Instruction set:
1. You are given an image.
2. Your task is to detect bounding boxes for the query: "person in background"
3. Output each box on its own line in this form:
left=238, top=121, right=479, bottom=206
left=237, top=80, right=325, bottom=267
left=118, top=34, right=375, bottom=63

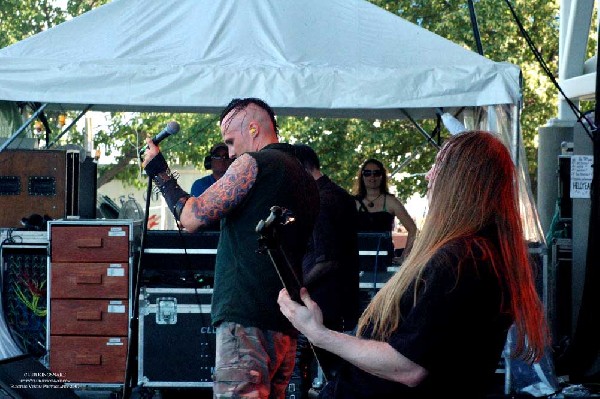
left=278, top=131, right=549, bottom=398
left=142, top=98, right=319, bottom=399
left=354, top=158, right=417, bottom=257
left=190, top=142, right=232, bottom=197
left=292, top=143, right=360, bottom=397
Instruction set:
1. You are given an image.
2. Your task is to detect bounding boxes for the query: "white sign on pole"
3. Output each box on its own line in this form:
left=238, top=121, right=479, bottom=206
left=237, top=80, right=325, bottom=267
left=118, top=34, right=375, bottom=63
left=570, top=155, right=594, bottom=199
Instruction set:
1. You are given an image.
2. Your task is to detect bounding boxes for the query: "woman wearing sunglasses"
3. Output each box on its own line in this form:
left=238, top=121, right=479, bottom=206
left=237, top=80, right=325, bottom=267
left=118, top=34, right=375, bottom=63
left=354, top=158, right=417, bottom=255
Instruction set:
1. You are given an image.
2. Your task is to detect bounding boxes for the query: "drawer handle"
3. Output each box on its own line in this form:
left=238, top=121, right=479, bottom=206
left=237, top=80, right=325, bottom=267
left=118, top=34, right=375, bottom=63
left=77, top=274, right=102, bottom=284
left=76, top=311, right=102, bottom=321
left=76, top=354, right=101, bottom=365
left=75, top=238, right=103, bottom=248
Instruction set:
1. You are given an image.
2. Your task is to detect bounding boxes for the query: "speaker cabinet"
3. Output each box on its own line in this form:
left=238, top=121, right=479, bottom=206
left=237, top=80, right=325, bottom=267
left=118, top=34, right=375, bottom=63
left=78, top=156, right=97, bottom=219
left=0, top=149, right=98, bottom=227
left=0, top=150, right=67, bottom=228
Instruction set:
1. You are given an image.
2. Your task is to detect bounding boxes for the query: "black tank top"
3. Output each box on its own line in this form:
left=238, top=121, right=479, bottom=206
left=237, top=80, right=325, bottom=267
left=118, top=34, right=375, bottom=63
left=355, top=195, right=394, bottom=232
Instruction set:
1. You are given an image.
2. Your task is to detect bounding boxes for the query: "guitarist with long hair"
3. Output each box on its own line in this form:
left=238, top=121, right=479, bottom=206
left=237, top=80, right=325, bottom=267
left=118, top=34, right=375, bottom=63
left=278, top=131, right=549, bottom=398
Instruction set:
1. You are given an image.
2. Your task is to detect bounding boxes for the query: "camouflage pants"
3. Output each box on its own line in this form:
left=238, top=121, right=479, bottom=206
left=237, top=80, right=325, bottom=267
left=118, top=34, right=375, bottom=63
left=213, top=322, right=296, bottom=399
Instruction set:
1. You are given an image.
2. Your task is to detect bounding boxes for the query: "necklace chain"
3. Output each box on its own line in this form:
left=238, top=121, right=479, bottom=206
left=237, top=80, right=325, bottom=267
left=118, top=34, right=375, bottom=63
left=366, top=193, right=383, bottom=207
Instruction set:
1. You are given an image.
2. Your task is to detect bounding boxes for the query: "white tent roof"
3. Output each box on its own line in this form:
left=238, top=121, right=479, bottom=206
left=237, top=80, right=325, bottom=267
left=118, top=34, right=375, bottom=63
left=0, top=0, right=521, bottom=119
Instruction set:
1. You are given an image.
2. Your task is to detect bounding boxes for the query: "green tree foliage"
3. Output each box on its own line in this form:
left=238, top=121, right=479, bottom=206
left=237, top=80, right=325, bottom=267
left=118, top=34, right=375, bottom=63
left=0, top=0, right=66, bottom=48
left=277, top=116, right=438, bottom=200
left=94, top=112, right=221, bottom=189
left=370, top=0, right=562, bottom=193
left=1, top=0, right=569, bottom=200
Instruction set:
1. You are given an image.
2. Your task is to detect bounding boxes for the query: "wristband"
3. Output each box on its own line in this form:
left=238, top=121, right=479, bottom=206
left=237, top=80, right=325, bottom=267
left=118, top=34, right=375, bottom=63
left=144, top=153, right=190, bottom=221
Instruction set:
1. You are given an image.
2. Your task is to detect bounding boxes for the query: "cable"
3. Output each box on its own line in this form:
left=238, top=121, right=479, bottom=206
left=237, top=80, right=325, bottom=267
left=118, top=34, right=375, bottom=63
left=1, top=228, right=22, bottom=246
left=503, top=0, right=594, bottom=140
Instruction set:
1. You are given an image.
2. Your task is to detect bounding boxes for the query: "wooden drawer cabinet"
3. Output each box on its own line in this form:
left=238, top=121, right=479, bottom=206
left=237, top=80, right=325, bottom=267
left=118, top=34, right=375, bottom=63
left=48, top=220, right=136, bottom=385
left=50, top=299, right=129, bottom=336
left=51, top=262, right=129, bottom=299
left=51, top=225, right=130, bottom=262
left=50, top=336, right=128, bottom=383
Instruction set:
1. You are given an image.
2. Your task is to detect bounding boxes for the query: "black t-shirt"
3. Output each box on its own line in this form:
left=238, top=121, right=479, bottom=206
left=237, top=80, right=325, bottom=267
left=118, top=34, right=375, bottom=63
left=328, top=234, right=513, bottom=399
left=211, top=143, right=319, bottom=332
left=303, top=175, right=360, bottom=332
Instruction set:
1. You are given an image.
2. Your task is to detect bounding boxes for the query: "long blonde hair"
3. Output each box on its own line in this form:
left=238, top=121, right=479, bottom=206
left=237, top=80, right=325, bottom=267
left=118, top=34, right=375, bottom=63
left=357, top=131, right=548, bottom=362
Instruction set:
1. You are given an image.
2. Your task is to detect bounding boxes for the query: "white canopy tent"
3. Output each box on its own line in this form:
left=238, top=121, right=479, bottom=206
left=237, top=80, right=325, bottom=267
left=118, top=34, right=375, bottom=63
left=0, top=0, right=542, bottom=241
left=0, top=0, right=521, bottom=119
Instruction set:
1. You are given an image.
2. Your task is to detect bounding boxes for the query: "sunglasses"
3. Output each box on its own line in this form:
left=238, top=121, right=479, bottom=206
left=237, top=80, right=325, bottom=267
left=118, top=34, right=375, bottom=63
left=211, top=155, right=230, bottom=161
left=362, top=169, right=383, bottom=177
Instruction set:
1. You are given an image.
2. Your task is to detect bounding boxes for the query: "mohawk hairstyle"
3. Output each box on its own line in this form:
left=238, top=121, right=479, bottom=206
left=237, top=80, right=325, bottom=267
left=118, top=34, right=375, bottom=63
left=219, top=97, right=279, bottom=135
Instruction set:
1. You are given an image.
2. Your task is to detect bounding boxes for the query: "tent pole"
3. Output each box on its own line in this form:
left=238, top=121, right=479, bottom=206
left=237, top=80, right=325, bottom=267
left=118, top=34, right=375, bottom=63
left=467, top=0, right=484, bottom=55
left=400, top=109, right=440, bottom=149
left=0, top=103, right=47, bottom=154
left=46, top=104, right=93, bottom=149
left=389, top=141, right=429, bottom=176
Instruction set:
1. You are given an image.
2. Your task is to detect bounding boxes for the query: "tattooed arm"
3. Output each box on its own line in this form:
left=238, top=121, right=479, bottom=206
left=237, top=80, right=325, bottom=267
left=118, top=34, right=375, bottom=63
left=178, top=153, right=258, bottom=232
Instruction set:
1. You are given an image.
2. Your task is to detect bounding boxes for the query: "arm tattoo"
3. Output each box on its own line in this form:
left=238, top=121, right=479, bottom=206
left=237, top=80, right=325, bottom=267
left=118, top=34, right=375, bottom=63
left=190, top=153, right=258, bottom=225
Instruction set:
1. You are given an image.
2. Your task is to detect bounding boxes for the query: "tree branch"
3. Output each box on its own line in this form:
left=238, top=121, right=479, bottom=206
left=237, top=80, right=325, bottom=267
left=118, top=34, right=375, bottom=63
left=97, top=146, right=138, bottom=188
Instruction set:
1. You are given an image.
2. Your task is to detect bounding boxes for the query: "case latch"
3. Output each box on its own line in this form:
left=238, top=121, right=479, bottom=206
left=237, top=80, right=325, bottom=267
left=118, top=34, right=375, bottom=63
left=156, top=297, right=177, bottom=325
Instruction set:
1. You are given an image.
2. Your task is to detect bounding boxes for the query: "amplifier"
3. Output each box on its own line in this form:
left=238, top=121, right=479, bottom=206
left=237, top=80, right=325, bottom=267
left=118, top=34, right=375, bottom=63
left=141, top=230, right=219, bottom=288
left=0, top=149, right=97, bottom=228
left=138, top=287, right=215, bottom=388
left=0, top=150, right=67, bottom=228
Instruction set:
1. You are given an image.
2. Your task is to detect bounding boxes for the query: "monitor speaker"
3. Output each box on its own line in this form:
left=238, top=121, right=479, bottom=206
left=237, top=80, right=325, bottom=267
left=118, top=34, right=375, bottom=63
left=66, top=151, right=97, bottom=219
left=78, top=156, right=97, bottom=219
left=0, top=355, right=79, bottom=398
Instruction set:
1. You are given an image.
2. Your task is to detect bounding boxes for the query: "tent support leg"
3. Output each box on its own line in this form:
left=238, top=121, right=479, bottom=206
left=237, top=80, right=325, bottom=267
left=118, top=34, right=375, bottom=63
left=467, top=0, right=484, bottom=55
left=400, top=109, right=440, bottom=149
left=0, top=103, right=47, bottom=154
left=46, top=104, right=93, bottom=149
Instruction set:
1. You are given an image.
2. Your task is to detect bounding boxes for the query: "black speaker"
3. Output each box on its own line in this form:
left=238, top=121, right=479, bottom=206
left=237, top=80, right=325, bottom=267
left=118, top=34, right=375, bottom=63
left=78, top=156, right=97, bottom=219
left=66, top=152, right=97, bottom=219
left=0, top=355, right=79, bottom=398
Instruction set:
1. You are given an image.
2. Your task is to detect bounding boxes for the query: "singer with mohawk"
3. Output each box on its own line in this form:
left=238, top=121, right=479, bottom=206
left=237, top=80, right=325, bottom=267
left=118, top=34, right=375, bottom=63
left=142, top=98, right=319, bottom=399
left=278, top=131, right=549, bottom=398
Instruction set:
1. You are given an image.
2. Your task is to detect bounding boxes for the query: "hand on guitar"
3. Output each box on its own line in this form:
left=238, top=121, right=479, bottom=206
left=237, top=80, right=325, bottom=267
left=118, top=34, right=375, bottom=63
left=278, top=287, right=326, bottom=342
left=256, top=206, right=302, bottom=303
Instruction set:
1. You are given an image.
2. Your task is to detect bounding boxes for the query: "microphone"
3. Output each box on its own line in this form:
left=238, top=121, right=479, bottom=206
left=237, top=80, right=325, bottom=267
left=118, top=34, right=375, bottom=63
left=139, top=121, right=180, bottom=155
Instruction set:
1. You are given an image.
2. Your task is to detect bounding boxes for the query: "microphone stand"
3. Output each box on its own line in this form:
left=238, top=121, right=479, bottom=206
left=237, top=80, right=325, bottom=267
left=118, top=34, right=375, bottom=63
left=122, top=174, right=153, bottom=399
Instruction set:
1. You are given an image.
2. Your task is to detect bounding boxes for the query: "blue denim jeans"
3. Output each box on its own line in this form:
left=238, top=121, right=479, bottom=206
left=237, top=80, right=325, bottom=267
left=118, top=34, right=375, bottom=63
left=213, top=322, right=296, bottom=399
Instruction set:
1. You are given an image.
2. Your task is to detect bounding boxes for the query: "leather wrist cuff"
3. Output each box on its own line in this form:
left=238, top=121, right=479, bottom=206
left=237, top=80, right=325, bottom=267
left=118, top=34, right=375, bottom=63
left=158, top=179, right=190, bottom=222
left=144, top=153, right=190, bottom=221
left=144, top=152, right=169, bottom=179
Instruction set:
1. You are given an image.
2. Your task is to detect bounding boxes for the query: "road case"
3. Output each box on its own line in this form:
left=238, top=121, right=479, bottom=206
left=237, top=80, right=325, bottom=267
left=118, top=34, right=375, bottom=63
left=138, top=287, right=215, bottom=388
